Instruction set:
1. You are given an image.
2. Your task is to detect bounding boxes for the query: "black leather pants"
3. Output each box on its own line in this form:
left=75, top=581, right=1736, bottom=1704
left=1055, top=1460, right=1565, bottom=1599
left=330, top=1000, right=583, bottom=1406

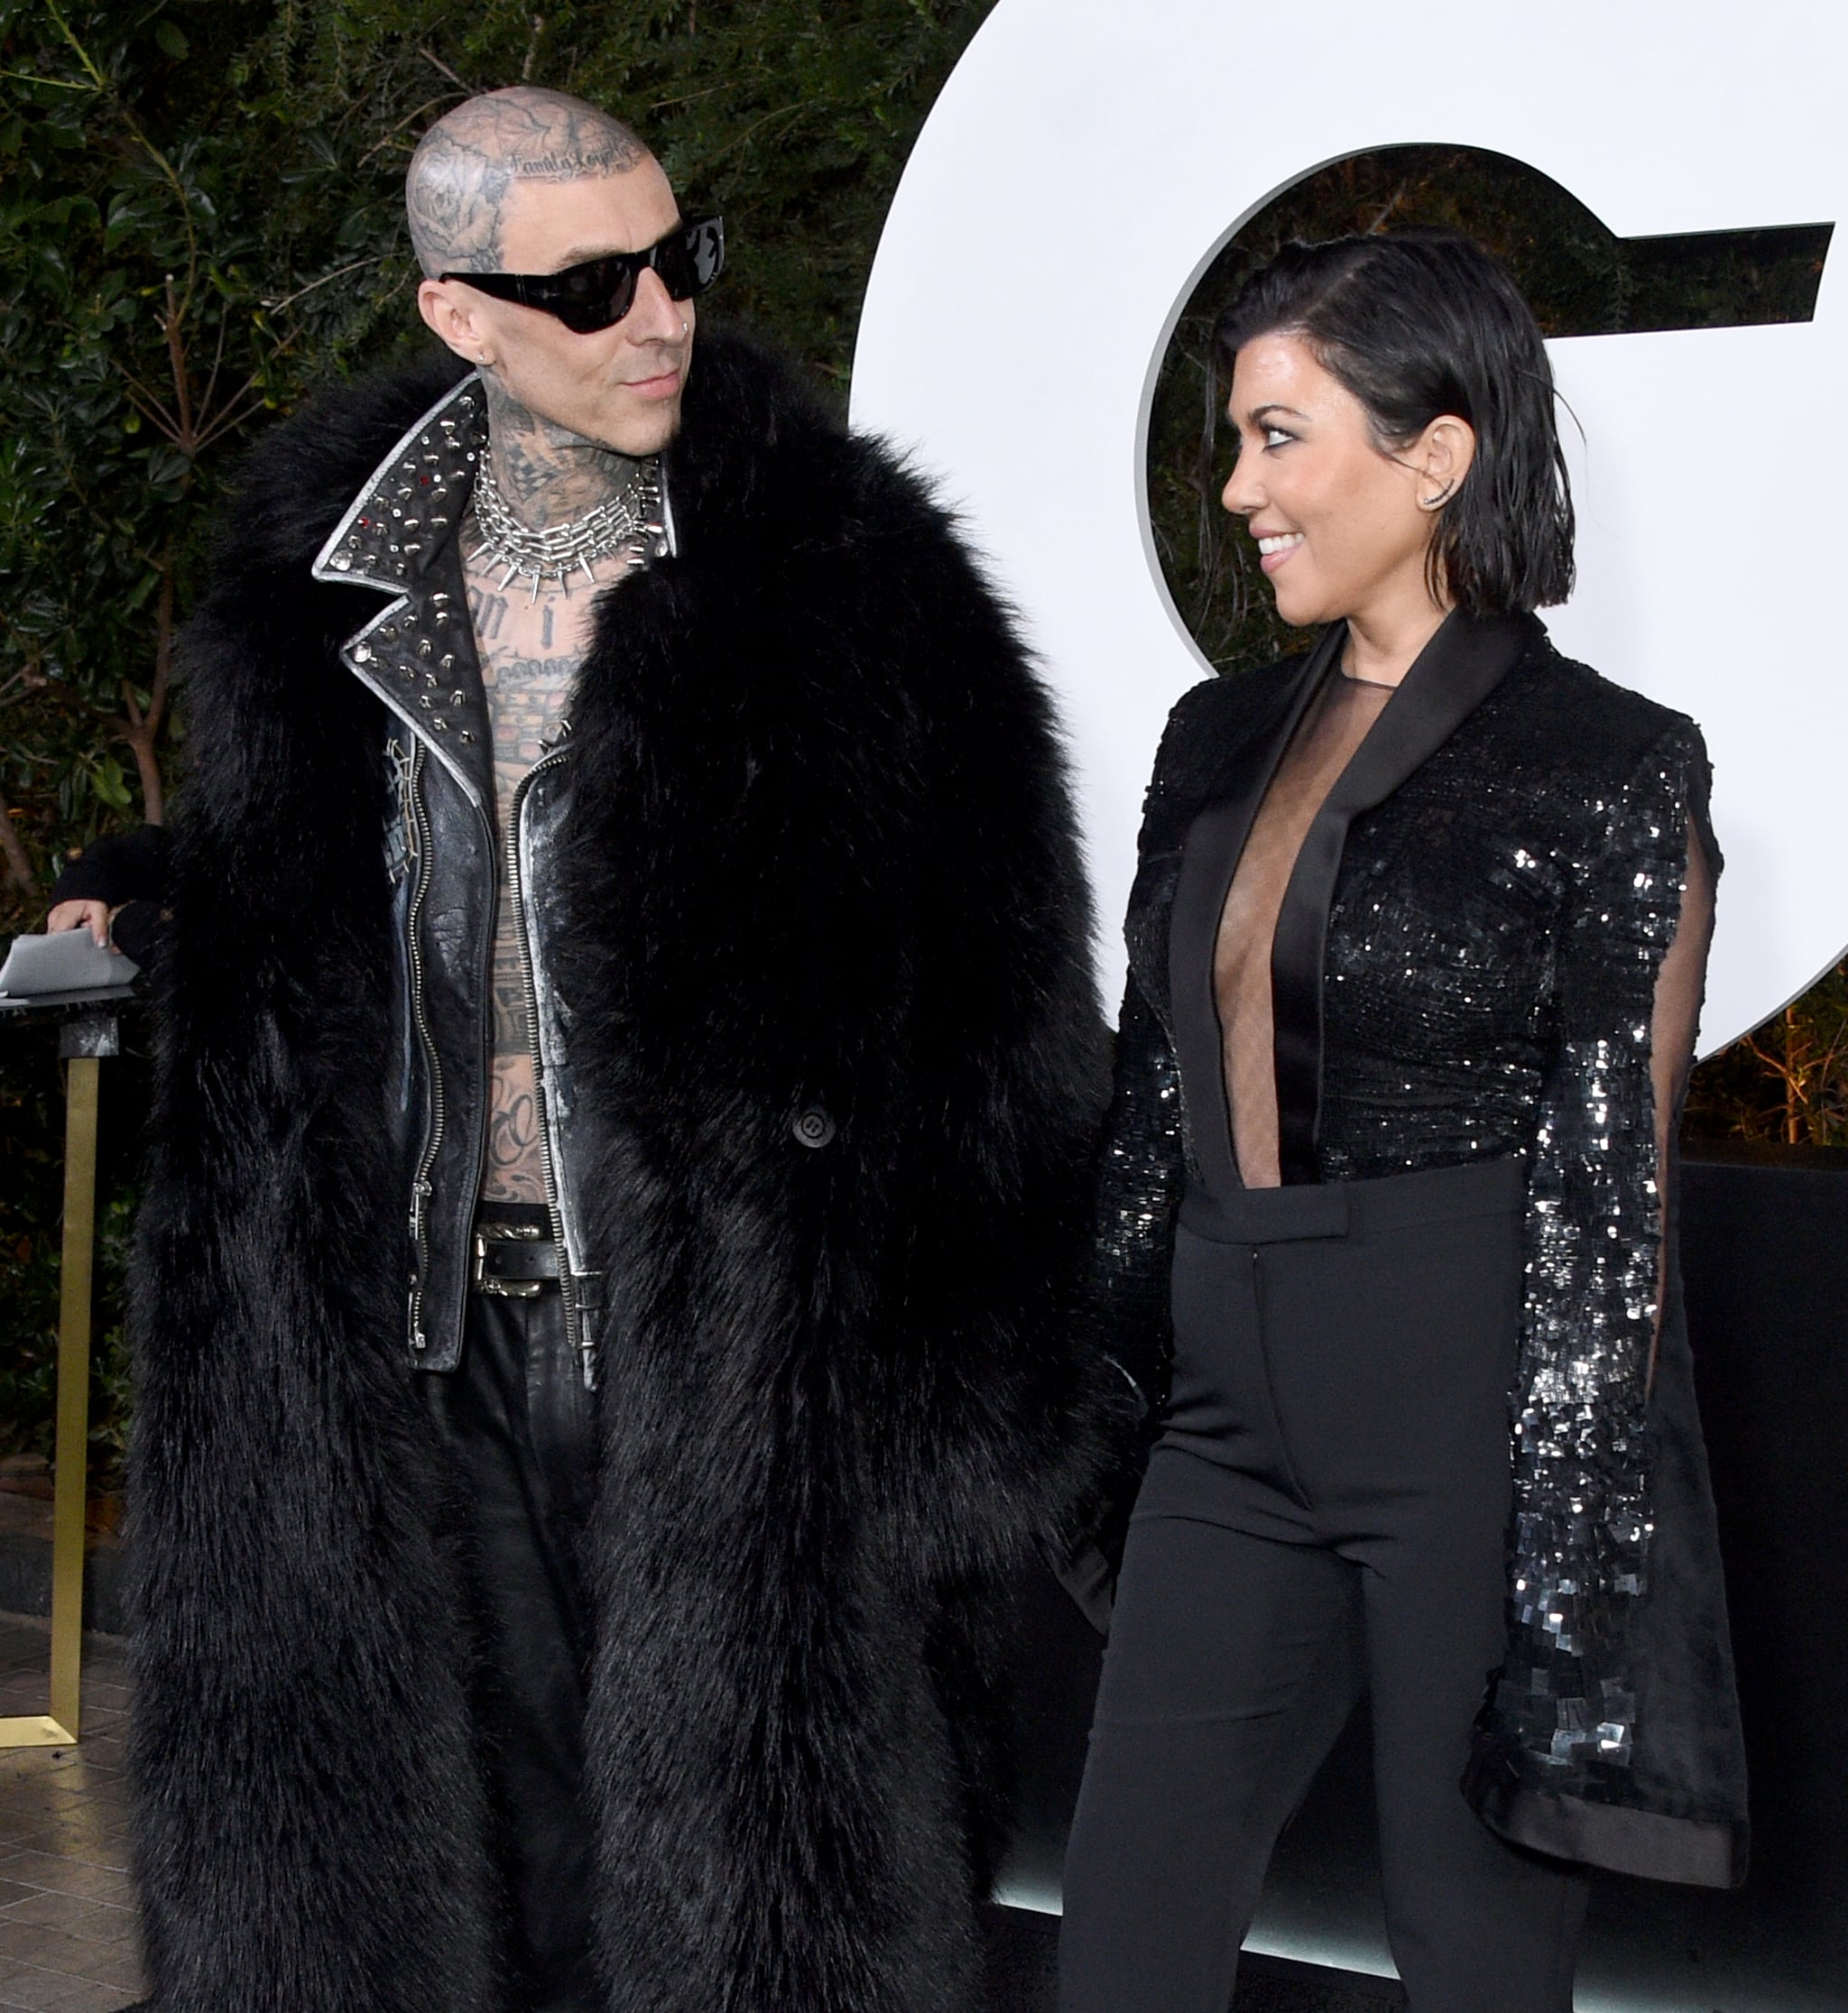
left=423, top=1205, right=601, bottom=2013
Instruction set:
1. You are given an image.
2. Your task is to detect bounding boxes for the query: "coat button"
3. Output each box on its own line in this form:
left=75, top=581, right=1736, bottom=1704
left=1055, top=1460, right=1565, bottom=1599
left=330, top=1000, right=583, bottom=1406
left=792, top=1104, right=836, bottom=1150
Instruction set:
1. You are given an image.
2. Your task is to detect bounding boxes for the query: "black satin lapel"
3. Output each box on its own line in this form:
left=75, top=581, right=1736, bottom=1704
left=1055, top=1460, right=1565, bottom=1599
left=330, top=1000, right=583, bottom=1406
left=1162, top=626, right=1344, bottom=1194
left=1270, top=612, right=1532, bottom=1184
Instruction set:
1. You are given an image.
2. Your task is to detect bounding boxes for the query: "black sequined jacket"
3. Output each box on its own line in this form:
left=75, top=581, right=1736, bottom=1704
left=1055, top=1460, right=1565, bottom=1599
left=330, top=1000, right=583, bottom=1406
left=1095, top=610, right=1748, bottom=1887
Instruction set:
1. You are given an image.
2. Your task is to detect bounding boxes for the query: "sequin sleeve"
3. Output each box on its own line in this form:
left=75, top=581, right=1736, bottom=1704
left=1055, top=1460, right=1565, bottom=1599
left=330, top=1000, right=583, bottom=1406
left=1090, top=967, right=1187, bottom=1416
left=1494, top=720, right=1715, bottom=1791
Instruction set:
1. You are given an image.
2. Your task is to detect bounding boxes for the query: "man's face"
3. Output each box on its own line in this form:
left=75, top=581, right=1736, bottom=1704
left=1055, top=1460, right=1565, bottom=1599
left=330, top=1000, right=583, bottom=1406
left=421, top=157, right=694, bottom=458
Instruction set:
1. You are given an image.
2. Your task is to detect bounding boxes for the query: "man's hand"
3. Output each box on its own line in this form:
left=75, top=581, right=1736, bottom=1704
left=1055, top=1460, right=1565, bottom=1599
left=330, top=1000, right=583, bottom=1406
left=47, top=899, right=113, bottom=946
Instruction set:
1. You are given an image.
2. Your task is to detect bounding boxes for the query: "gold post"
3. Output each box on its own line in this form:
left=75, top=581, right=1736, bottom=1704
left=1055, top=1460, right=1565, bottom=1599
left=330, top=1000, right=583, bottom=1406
left=1, top=1013, right=109, bottom=1750
left=48, top=1051, right=99, bottom=1736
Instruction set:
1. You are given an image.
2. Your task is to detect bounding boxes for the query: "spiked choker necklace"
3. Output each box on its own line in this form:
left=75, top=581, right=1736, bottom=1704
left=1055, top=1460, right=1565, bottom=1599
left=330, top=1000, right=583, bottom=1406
left=469, top=448, right=664, bottom=600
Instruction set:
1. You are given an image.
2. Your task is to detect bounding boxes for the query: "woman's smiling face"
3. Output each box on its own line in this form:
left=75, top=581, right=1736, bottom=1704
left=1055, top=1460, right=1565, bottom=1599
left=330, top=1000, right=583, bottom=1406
left=1221, top=331, right=1453, bottom=633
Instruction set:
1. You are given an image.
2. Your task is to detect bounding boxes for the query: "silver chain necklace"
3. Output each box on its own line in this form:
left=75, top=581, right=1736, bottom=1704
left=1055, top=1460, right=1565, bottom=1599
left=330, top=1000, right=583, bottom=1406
left=469, top=448, right=664, bottom=601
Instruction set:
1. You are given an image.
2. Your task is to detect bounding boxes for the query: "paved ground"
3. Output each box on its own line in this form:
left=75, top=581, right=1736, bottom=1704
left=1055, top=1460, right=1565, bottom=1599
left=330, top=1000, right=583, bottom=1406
left=0, top=1616, right=141, bottom=2012
left=0, top=1611, right=1381, bottom=2013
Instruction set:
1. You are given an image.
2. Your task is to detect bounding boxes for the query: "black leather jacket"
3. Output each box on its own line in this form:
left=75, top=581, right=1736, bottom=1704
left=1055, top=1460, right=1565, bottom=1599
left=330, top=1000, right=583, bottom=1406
left=312, top=374, right=660, bottom=1379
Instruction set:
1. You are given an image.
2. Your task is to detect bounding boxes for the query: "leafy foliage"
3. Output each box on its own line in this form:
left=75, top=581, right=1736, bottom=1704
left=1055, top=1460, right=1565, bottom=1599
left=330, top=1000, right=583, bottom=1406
left=1684, top=965, right=1848, bottom=1149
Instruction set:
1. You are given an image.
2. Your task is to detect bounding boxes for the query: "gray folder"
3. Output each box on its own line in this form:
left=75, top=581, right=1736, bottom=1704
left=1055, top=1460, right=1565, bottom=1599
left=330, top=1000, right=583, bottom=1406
left=0, top=930, right=140, bottom=998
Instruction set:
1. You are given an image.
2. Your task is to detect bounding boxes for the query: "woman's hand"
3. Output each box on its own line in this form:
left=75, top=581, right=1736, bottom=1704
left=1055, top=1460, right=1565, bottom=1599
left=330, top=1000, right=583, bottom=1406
left=46, top=899, right=113, bottom=946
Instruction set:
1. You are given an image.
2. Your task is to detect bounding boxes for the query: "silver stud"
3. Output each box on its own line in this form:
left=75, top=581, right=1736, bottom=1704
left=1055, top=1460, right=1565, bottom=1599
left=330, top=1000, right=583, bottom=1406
left=450, top=690, right=466, bottom=706
left=353, top=642, right=372, bottom=662
left=332, top=554, right=352, bottom=572
left=459, top=729, right=476, bottom=744
left=431, top=717, right=448, bottom=732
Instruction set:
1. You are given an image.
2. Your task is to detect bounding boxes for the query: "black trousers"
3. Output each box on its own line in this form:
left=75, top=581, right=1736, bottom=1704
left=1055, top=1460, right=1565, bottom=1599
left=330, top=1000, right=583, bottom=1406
left=423, top=1206, right=601, bottom=2013
left=1058, top=1159, right=1589, bottom=2013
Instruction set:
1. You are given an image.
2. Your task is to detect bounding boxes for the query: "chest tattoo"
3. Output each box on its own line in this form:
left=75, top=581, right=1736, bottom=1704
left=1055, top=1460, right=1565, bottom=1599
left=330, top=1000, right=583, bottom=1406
left=467, top=570, right=608, bottom=1204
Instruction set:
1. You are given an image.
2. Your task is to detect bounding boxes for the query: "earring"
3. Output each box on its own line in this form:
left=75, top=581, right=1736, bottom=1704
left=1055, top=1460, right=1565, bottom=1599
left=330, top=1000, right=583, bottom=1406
left=679, top=319, right=689, bottom=337
left=1419, top=482, right=1454, bottom=511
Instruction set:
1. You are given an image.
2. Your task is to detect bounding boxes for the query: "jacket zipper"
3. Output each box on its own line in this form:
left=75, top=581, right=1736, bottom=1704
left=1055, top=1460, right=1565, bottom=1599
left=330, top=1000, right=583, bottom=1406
left=404, top=741, right=445, bottom=1353
left=505, top=734, right=588, bottom=1387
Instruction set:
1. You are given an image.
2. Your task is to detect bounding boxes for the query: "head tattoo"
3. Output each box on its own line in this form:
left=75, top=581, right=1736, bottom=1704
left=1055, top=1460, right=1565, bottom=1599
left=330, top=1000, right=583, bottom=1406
left=406, top=87, right=651, bottom=278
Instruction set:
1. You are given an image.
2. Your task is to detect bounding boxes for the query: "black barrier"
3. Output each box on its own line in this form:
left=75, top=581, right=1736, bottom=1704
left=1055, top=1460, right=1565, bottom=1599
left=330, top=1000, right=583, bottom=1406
left=996, top=1146, right=1848, bottom=2011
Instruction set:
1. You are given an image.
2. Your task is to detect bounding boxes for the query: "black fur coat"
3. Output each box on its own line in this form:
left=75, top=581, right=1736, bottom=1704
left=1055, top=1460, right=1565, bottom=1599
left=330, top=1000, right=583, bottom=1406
left=126, top=332, right=1109, bottom=2013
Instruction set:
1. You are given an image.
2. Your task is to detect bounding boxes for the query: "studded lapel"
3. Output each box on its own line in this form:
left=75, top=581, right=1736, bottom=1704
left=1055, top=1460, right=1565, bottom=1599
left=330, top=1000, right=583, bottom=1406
left=311, top=375, right=494, bottom=811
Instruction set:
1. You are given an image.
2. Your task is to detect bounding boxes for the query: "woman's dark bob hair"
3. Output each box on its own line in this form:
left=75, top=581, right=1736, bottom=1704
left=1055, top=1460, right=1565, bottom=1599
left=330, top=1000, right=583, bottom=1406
left=1215, top=226, right=1575, bottom=616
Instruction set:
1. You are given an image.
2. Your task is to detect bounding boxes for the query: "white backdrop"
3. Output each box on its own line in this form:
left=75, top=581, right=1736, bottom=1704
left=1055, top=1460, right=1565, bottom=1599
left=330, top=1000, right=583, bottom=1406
left=849, top=0, right=1845, bottom=1054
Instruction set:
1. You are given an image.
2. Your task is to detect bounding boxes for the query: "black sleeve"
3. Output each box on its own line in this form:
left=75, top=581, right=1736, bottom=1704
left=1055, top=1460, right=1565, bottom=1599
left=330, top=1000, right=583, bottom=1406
left=1040, top=965, right=1186, bottom=1630
left=1497, top=721, right=1716, bottom=1779
left=1090, top=966, right=1186, bottom=1417
left=49, top=824, right=174, bottom=908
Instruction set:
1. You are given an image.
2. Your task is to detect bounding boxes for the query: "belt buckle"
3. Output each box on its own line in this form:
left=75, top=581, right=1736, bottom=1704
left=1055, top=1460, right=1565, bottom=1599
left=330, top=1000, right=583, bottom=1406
left=472, top=1221, right=546, bottom=1299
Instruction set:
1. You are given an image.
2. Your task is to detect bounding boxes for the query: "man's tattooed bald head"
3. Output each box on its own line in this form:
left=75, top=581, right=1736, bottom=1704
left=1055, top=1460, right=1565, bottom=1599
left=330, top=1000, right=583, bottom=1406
left=406, top=87, right=651, bottom=277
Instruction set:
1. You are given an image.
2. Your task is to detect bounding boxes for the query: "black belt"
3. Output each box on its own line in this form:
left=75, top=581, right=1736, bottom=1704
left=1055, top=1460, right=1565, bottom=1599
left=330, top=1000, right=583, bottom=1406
left=472, top=1220, right=562, bottom=1297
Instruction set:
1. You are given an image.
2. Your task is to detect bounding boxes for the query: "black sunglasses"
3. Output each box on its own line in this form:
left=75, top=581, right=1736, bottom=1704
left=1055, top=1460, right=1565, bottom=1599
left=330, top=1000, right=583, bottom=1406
left=442, top=215, right=725, bottom=335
